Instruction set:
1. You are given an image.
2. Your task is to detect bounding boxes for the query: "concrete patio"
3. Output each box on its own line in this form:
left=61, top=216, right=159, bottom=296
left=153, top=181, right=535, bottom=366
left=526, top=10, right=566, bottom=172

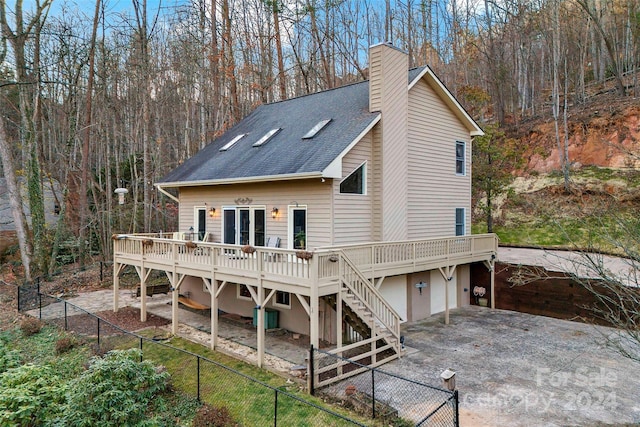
left=383, top=306, right=640, bottom=426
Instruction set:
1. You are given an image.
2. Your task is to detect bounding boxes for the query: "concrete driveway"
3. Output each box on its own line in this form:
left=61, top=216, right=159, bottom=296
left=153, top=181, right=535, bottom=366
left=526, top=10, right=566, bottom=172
left=384, top=306, right=640, bottom=426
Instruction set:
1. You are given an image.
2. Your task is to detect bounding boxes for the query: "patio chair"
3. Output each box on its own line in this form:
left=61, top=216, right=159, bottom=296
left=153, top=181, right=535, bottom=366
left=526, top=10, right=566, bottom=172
left=264, top=236, right=281, bottom=261
left=266, top=236, right=280, bottom=248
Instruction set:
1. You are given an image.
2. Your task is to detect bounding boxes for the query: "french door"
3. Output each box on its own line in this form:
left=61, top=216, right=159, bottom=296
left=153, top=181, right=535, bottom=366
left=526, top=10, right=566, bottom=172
left=222, top=207, right=266, bottom=246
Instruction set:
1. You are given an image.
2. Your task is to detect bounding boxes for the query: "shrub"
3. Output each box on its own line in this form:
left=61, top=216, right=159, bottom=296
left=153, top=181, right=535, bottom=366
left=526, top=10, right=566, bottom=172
left=192, top=404, right=237, bottom=427
left=0, top=364, right=66, bottom=426
left=20, top=318, right=42, bottom=337
left=55, top=337, right=77, bottom=355
left=55, top=348, right=169, bottom=426
left=0, top=341, right=21, bottom=374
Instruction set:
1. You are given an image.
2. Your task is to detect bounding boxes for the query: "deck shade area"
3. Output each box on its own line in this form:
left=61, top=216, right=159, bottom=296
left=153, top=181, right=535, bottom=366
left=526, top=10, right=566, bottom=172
left=113, top=233, right=498, bottom=380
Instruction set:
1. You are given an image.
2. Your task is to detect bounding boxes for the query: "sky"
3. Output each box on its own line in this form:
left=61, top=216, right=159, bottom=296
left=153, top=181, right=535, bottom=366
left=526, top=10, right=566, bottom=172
left=18, top=0, right=189, bottom=21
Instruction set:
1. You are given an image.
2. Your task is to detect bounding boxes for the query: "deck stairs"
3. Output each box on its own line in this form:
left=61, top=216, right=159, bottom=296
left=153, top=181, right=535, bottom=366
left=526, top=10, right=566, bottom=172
left=314, top=252, right=402, bottom=387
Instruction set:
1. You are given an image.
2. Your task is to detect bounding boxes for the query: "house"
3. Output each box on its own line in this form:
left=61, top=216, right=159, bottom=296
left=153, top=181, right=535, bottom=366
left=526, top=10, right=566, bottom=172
left=112, top=43, right=498, bottom=385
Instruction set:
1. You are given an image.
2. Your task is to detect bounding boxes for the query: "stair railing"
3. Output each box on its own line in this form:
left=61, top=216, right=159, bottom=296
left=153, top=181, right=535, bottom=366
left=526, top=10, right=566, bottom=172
left=339, top=251, right=401, bottom=351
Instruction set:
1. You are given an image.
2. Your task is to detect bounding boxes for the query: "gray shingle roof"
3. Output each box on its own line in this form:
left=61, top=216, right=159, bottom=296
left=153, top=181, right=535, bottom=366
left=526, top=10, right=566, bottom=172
left=159, top=68, right=426, bottom=185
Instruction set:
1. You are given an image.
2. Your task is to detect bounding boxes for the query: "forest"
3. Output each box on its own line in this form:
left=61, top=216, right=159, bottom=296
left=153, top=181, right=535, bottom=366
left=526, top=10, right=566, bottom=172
left=1, top=0, right=639, bottom=280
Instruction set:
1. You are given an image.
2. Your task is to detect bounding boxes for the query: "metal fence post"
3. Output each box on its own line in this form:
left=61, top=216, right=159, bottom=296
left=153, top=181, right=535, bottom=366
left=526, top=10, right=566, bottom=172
left=38, top=292, right=42, bottom=319
left=273, top=388, right=278, bottom=427
left=197, top=356, right=201, bottom=402
left=17, top=284, right=20, bottom=312
left=97, top=317, right=101, bottom=347
left=309, top=344, right=315, bottom=395
left=371, top=368, right=376, bottom=419
left=139, top=337, right=143, bottom=362
left=64, top=301, right=68, bottom=330
left=454, top=390, right=459, bottom=427
left=100, top=261, right=103, bottom=282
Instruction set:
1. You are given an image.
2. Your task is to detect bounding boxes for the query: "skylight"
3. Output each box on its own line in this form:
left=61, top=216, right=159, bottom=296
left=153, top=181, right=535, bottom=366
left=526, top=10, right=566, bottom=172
left=253, top=128, right=281, bottom=147
left=302, top=119, right=332, bottom=139
left=219, top=134, right=245, bottom=151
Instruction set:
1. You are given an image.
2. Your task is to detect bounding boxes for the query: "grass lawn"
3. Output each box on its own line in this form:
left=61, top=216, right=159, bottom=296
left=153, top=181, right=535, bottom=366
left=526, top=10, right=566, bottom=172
left=106, top=330, right=374, bottom=426
left=1, top=323, right=381, bottom=426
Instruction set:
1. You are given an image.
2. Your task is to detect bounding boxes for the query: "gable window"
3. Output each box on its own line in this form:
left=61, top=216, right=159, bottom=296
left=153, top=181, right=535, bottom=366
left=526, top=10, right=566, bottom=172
left=456, top=141, right=466, bottom=175
left=274, top=291, right=291, bottom=308
left=340, top=163, right=366, bottom=194
left=455, top=208, right=465, bottom=236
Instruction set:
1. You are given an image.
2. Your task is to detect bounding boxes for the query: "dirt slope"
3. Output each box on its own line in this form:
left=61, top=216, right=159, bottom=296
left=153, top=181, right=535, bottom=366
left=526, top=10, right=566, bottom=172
left=511, top=95, right=640, bottom=172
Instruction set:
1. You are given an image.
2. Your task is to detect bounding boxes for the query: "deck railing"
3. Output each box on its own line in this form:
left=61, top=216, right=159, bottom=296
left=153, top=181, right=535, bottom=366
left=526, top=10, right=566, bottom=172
left=317, top=234, right=498, bottom=278
left=113, top=236, right=314, bottom=285
left=114, top=233, right=498, bottom=289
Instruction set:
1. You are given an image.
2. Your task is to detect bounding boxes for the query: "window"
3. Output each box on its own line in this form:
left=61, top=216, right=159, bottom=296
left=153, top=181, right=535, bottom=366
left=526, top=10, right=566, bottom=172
left=253, top=128, right=280, bottom=147
left=289, top=206, right=307, bottom=249
left=274, top=291, right=291, bottom=308
left=340, top=163, right=366, bottom=194
left=222, top=207, right=266, bottom=246
left=302, top=119, right=332, bottom=139
left=455, top=208, right=465, bottom=236
left=195, top=207, right=207, bottom=240
left=456, top=141, right=466, bottom=175
left=237, top=284, right=252, bottom=300
left=223, top=209, right=236, bottom=244
left=219, top=134, right=245, bottom=151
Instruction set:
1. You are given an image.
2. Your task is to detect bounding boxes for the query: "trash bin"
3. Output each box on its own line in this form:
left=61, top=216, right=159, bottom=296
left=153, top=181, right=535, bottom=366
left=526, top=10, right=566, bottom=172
left=252, top=307, right=279, bottom=329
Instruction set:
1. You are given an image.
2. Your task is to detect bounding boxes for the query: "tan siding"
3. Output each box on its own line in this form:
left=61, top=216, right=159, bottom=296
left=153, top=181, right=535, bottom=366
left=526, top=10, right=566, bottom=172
left=371, top=125, right=383, bottom=241
left=377, top=46, right=409, bottom=241
left=369, top=48, right=382, bottom=112
left=333, top=133, right=373, bottom=245
left=178, top=179, right=332, bottom=249
left=407, top=78, right=472, bottom=238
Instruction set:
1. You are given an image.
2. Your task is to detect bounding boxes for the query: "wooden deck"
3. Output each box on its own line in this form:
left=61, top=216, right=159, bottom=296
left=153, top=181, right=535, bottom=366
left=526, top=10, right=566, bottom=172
left=113, top=233, right=498, bottom=377
left=113, top=233, right=498, bottom=296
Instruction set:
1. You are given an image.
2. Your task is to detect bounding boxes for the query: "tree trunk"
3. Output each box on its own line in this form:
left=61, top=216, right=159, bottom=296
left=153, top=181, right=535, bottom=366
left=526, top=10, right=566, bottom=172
left=0, top=115, right=32, bottom=281
left=79, top=0, right=101, bottom=267
left=272, top=0, right=287, bottom=100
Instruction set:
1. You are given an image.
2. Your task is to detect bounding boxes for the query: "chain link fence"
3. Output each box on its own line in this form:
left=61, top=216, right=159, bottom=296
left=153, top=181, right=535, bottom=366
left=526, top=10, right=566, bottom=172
left=22, top=292, right=366, bottom=426
left=17, top=278, right=40, bottom=312
left=310, top=346, right=459, bottom=427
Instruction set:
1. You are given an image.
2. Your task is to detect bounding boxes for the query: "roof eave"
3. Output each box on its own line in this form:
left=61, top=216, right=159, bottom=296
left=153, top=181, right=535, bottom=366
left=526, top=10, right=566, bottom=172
left=156, top=171, right=324, bottom=189
left=409, top=66, right=484, bottom=137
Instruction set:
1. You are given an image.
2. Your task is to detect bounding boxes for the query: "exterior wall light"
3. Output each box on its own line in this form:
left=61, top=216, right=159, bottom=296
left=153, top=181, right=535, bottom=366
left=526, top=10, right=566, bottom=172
left=271, top=207, right=279, bottom=218
left=208, top=207, right=216, bottom=217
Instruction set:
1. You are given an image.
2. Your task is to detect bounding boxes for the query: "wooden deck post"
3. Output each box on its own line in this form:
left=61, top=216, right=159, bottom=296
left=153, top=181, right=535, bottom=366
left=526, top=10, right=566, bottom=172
left=490, top=259, right=496, bottom=309
left=257, top=285, right=265, bottom=368
left=310, top=257, right=320, bottom=351
left=113, top=261, right=120, bottom=312
left=210, top=279, right=218, bottom=350
left=140, top=266, right=147, bottom=322
left=439, top=265, right=457, bottom=325
left=171, top=277, right=179, bottom=335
